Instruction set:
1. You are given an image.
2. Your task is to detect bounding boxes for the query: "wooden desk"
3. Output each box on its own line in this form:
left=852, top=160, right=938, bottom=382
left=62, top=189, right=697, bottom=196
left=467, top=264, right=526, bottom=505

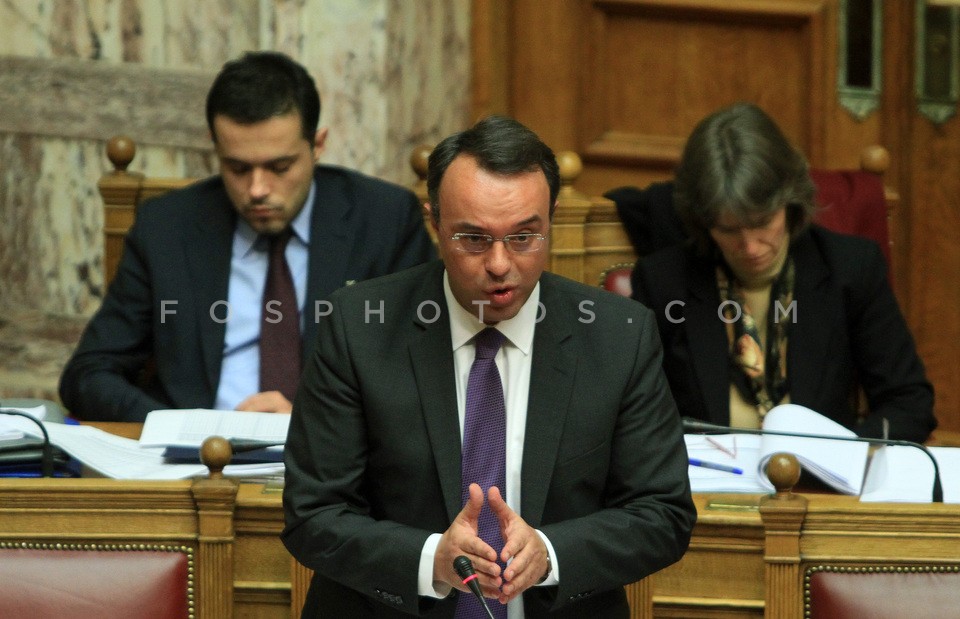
left=4, top=425, right=958, bottom=618
left=1, top=422, right=294, bottom=619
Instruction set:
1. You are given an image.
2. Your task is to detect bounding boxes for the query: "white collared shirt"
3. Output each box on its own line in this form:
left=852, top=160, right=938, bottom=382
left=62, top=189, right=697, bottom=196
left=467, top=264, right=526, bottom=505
left=417, top=272, right=558, bottom=618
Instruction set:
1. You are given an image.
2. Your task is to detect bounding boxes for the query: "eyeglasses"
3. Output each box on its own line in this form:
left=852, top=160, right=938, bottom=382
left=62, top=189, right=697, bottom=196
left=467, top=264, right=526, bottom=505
left=449, top=232, right=548, bottom=254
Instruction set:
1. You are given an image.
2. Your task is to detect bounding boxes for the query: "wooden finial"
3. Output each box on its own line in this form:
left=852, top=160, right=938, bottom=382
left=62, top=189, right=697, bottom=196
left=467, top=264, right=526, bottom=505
left=860, top=145, right=890, bottom=175
left=200, top=436, right=233, bottom=479
left=410, top=144, right=432, bottom=182
left=765, top=452, right=801, bottom=497
left=106, top=135, right=137, bottom=173
left=557, top=150, right=583, bottom=186
left=556, top=150, right=587, bottom=201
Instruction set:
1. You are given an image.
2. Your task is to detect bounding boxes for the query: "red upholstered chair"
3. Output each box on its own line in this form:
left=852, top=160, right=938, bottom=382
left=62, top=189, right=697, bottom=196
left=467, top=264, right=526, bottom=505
left=805, top=565, right=960, bottom=619
left=0, top=542, right=192, bottom=619
left=810, top=166, right=892, bottom=278
left=601, top=146, right=893, bottom=296
left=599, top=262, right=637, bottom=296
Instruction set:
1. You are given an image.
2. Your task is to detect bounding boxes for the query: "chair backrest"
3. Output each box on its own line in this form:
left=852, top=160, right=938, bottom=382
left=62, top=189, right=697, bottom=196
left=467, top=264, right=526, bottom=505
left=805, top=565, right=960, bottom=619
left=98, top=138, right=628, bottom=291
left=602, top=145, right=894, bottom=296
left=0, top=543, right=192, bottom=619
left=98, top=136, right=889, bottom=298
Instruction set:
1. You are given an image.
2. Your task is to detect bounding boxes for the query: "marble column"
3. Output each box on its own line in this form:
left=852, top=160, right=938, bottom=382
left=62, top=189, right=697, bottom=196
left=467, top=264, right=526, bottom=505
left=0, top=0, right=470, bottom=317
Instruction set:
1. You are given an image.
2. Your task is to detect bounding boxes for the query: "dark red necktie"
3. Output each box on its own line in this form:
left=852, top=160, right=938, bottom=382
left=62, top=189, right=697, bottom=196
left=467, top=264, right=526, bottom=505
left=259, top=230, right=302, bottom=401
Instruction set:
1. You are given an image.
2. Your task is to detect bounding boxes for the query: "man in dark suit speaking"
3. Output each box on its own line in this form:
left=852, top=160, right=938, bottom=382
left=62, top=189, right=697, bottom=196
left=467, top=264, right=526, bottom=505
left=282, top=116, right=695, bottom=618
left=60, top=51, right=435, bottom=422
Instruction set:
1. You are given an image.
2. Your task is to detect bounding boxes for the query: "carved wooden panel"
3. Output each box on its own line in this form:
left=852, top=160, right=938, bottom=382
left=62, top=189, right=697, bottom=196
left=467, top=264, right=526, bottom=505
left=473, top=0, right=960, bottom=433
left=581, top=0, right=827, bottom=181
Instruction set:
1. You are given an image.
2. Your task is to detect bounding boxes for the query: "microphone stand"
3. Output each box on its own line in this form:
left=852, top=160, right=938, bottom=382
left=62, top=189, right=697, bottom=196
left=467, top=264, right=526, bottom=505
left=0, top=404, right=54, bottom=478
left=453, top=556, right=496, bottom=619
left=682, top=418, right=943, bottom=503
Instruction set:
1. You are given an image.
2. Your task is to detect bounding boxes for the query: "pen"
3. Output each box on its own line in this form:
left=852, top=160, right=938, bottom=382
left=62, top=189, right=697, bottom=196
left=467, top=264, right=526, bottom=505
left=705, top=435, right=737, bottom=458
left=689, top=458, right=743, bottom=475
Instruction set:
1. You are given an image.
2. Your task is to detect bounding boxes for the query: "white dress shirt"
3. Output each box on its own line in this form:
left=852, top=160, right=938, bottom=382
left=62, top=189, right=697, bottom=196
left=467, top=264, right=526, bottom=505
left=417, top=271, right=559, bottom=618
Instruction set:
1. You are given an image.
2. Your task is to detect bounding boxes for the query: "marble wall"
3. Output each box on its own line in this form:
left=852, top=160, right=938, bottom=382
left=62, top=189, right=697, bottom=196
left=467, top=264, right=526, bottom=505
left=0, top=0, right=471, bottom=317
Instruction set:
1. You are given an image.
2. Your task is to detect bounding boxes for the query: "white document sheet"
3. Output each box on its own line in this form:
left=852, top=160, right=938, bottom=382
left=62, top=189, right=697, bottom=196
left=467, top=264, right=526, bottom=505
left=685, top=404, right=870, bottom=495
left=0, top=405, right=47, bottom=441
left=686, top=433, right=767, bottom=493
left=6, top=418, right=284, bottom=480
left=139, top=408, right=290, bottom=448
left=860, top=445, right=960, bottom=503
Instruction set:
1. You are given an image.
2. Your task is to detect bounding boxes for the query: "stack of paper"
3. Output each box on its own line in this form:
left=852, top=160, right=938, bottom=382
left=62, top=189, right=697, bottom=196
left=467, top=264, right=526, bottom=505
left=860, top=445, right=960, bottom=503
left=685, top=404, right=870, bottom=495
left=756, top=404, right=869, bottom=495
left=2, top=409, right=287, bottom=480
left=0, top=405, right=46, bottom=441
left=140, top=408, right=289, bottom=464
left=686, top=434, right=766, bottom=493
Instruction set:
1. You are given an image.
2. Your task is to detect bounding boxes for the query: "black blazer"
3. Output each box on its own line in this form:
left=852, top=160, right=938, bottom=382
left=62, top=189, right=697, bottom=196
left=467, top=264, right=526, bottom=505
left=60, top=165, right=435, bottom=421
left=282, top=261, right=696, bottom=618
left=632, top=226, right=935, bottom=442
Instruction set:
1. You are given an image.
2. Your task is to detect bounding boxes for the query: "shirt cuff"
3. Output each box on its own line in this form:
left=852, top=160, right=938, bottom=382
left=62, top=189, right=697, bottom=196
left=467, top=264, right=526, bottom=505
left=418, top=533, right=452, bottom=598
left=535, top=529, right=559, bottom=586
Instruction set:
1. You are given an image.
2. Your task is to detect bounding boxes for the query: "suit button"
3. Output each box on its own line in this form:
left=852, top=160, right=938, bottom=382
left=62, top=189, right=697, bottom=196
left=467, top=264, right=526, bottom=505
left=375, top=589, right=403, bottom=606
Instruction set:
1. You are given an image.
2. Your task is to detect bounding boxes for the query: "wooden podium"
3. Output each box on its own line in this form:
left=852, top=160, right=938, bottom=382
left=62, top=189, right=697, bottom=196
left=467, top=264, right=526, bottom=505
left=639, top=455, right=960, bottom=618
left=0, top=431, right=292, bottom=619
left=4, top=471, right=959, bottom=618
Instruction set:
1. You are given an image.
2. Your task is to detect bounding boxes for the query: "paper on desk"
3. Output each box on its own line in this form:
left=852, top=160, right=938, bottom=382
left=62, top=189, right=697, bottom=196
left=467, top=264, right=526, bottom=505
left=0, top=405, right=46, bottom=441
left=6, top=418, right=283, bottom=480
left=756, top=404, right=869, bottom=495
left=140, top=408, right=289, bottom=450
left=685, top=434, right=767, bottom=493
left=860, top=445, right=960, bottom=503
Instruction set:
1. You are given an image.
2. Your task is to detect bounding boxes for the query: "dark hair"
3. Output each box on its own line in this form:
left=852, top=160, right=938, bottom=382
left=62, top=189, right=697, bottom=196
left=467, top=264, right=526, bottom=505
left=426, top=115, right=560, bottom=223
left=673, top=102, right=816, bottom=255
left=206, top=51, right=321, bottom=142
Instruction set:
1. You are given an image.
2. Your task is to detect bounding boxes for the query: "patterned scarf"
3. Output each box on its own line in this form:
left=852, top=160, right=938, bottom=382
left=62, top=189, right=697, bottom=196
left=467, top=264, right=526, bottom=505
left=716, top=256, right=795, bottom=418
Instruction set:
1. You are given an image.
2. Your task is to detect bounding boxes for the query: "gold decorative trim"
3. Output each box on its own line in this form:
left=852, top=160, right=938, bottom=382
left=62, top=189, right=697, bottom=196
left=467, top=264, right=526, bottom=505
left=0, top=541, right=195, bottom=619
left=804, top=564, right=960, bottom=618
left=597, top=262, right=636, bottom=288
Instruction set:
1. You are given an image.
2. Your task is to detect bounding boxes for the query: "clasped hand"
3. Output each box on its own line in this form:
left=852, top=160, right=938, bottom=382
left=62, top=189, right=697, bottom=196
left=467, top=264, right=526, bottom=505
left=435, top=483, right=549, bottom=605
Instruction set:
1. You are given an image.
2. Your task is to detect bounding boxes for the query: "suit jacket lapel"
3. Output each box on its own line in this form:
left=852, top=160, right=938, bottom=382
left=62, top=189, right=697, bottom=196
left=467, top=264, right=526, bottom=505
left=186, top=196, right=234, bottom=399
left=787, top=232, right=836, bottom=403
left=408, top=264, right=463, bottom=522
left=521, top=275, right=575, bottom=526
left=304, top=168, right=354, bottom=357
left=684, top=260, right=730, bottom=424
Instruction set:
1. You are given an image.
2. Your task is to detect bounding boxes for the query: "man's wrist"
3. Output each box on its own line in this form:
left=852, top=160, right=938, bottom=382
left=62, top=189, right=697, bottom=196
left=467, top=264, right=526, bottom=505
left=537, top=552, right=552, bottom=584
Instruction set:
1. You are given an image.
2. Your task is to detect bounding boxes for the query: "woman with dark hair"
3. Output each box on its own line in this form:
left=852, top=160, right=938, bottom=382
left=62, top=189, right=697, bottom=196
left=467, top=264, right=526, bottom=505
left=632, top=102, right=935, bottom=442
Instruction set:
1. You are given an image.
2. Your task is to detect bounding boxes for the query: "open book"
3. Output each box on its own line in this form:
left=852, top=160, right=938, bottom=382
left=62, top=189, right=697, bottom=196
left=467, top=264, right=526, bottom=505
left=685, top=403, right=870, bottom=495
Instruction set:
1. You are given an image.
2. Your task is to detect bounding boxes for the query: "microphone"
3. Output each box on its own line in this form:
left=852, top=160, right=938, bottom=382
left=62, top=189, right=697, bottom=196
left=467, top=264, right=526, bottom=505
left=453, top=556, right=495, bottom=619
left=0, top=405, right=54, bottom=477
left=682, top=417, right=943, bottom=503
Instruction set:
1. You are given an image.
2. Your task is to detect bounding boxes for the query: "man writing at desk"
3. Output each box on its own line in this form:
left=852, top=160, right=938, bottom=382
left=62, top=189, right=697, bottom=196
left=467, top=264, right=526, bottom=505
left=60, top=51, right=435, bottom=422
left=282, top=116, right=695, bottom=618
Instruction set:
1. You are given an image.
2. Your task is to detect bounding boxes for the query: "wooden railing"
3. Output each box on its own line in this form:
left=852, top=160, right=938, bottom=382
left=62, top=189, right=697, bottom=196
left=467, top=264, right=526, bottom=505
left=97, top=137, right=634, bottom=290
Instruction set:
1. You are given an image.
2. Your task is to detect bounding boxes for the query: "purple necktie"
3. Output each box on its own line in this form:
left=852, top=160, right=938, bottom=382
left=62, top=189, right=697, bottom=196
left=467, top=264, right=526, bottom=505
left=259, top=230, right=301, bottom=402
left=456, top=328, right=507, bottom=619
